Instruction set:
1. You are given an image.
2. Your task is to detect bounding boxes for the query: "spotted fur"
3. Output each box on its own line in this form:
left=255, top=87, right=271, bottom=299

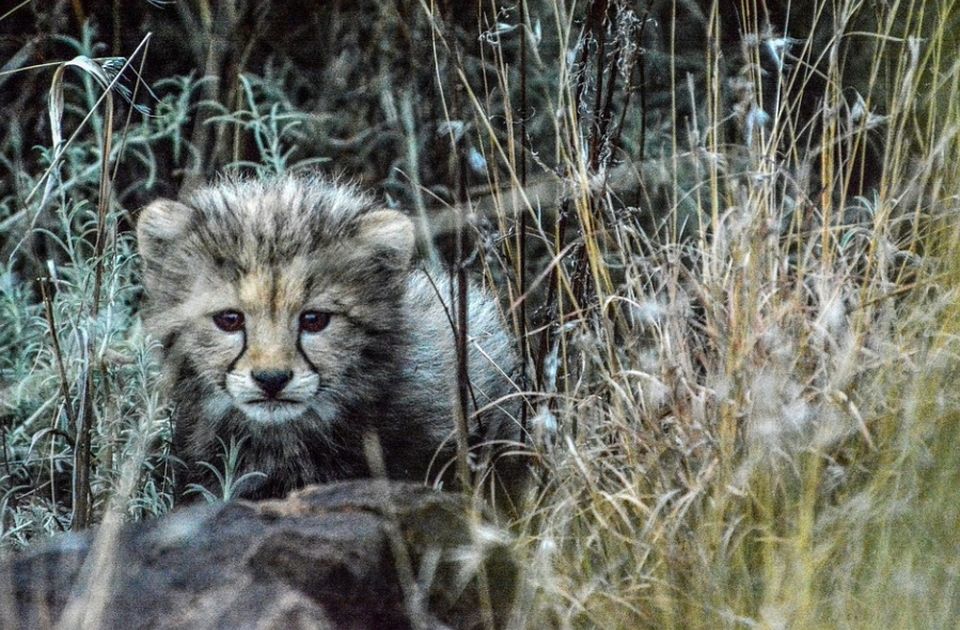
left=138, top=174, right=524, bottom=502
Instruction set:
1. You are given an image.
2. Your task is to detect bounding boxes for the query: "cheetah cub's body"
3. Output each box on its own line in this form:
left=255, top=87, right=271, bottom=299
left=138, top=175, right=523, bottom=501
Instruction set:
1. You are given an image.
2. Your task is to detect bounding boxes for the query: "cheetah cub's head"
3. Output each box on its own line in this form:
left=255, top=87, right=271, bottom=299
left=137, top=176, right=415, bottom=427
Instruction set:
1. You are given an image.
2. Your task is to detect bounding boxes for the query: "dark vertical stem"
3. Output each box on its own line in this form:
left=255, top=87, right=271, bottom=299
left=41, top=278, right=76, bottom=435
left=536, top=0, right=608, bottom=391
left=638, top=19, right=647, bottom=162
left=611, top=7, right=650, bottom=160
left=532, top=200, right=568, bottom=392
left=450, top=42, right=472, bottom=494
left=573, top=0, right=605, bottom=132
left=74, top=363, right=93, bottom=529
left=573, top=0, right=612, bottom=312
left=74, top=66, right=116, bottom=530
left=0, top=422, right=8, bottom=478
left=588, top=2, right=608, bottom=170
left=455, top=255, right=471, bottom=489
left=41, top=277, right=86, bottom=527
left=517, top=0, right=530, bottom=437
left=595, top=3, right=629, bottom=171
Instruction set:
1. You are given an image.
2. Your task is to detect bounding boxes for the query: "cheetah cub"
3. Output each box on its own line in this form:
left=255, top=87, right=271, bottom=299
left=138, top=174, right=524, bottom=503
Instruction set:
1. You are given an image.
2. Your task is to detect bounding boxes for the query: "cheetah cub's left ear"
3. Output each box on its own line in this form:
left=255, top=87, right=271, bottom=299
left=137, top=198, right=193, bottom=290
left=353, top=209, right=416, bottom=271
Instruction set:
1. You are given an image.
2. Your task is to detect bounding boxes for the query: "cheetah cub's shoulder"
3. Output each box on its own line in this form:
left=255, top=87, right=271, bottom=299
left=138, top=174, right=525, bottom=504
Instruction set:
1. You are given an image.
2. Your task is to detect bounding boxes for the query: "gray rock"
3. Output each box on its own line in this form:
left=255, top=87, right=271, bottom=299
left=0, top=481, right=518, bottom=629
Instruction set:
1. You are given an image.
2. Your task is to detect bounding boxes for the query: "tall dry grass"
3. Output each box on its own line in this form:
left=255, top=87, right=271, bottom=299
left=464, top=1, right=960, bottom=627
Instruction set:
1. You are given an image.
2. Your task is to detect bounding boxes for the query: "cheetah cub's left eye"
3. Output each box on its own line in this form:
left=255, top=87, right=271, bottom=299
left=299, top=311, right=331, bottom=333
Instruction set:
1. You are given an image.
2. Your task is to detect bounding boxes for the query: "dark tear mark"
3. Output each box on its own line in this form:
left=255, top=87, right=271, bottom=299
left=296, top=335, right=320, bottom=374
left=225, top=329, right=248, bottom=384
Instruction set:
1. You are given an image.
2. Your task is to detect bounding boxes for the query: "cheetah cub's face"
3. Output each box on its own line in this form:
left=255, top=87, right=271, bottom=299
left=190, top=264, right=331, bottom=424
left=136, top=178, right=415, bottom=427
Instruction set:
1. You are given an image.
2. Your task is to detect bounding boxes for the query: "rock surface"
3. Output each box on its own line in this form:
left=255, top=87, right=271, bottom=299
left=0, top=481, right=517, bottom=629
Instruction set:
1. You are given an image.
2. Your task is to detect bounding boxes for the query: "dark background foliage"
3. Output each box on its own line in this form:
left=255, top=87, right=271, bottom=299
left=1, top=1, right=880, bottom=207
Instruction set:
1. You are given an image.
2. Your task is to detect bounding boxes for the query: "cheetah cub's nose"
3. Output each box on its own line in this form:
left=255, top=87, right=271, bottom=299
left=252, top=370, right=293, bottom=398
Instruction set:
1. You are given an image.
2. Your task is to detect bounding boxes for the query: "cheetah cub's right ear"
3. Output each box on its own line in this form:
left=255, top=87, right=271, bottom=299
left=136, top=198, right=193, bottom=292
left=352, top=209, right=416, bottom=271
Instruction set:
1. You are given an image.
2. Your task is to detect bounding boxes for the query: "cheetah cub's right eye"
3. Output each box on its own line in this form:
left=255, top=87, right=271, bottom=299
left=212, top=310, right=245, bottom=332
